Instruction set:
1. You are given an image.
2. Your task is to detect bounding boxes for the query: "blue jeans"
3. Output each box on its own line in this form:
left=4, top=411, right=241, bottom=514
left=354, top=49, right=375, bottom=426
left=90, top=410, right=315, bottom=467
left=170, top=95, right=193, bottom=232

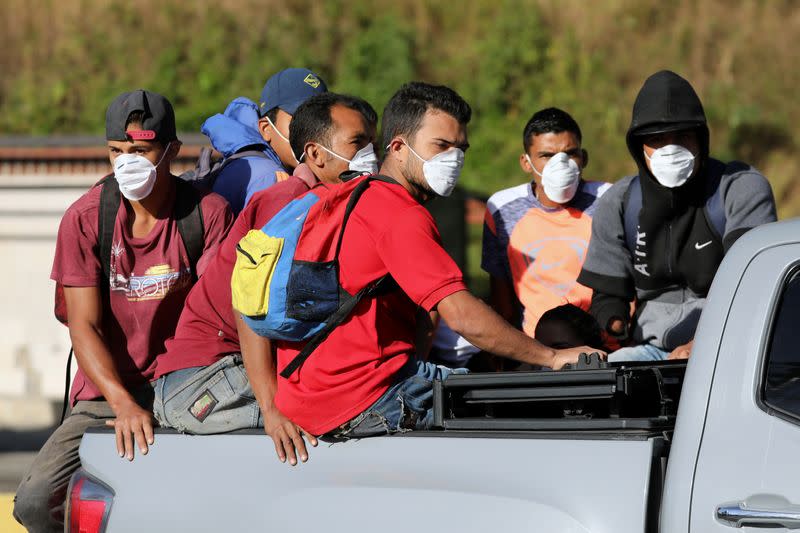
left=608, top=344, right=670, bottom=362
left=153, top=354, right=262, bottom=434
left=324, top=359, right=468, bottom=440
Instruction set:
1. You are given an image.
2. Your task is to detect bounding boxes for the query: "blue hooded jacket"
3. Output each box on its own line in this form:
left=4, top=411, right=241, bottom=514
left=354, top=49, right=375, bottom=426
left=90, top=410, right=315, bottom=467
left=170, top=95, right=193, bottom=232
left=202, top=97, right=286, bottom=215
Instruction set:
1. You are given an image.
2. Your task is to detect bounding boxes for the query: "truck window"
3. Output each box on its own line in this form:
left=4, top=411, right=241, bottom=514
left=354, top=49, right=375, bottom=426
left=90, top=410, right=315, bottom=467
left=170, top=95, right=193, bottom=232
left=762, top=271, right=800, bottom=422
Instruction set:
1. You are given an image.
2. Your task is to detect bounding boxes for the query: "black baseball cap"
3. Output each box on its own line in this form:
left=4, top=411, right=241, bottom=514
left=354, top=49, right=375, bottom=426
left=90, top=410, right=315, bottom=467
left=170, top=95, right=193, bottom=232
left=258, top=68, right=327, bottom=117
left=105, top=89, right=177, bottom=143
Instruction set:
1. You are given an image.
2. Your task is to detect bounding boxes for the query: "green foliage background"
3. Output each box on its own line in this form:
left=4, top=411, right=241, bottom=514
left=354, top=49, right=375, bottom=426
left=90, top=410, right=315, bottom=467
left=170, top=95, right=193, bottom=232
left=2, top=0, right=798, bottom=219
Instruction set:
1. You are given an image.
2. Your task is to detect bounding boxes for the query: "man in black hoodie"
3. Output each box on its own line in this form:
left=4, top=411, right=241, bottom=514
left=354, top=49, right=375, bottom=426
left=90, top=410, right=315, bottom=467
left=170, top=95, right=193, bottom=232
left=577, top=70, right=776, bottom=361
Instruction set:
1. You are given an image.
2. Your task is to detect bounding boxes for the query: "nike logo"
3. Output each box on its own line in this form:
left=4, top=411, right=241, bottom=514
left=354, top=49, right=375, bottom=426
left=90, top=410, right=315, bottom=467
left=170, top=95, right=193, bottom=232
left=695, top=241, right=713, bottom=250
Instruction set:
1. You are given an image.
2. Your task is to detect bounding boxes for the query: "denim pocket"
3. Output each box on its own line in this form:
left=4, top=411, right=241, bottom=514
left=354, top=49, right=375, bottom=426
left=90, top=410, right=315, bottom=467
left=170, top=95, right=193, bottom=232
left=161, top=357, right=260, bottom=434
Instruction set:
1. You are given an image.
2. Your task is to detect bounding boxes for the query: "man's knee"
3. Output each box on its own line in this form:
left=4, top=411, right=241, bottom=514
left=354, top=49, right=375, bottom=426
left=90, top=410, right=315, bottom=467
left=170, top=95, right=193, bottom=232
left=14, top=475, right=63, bottom=531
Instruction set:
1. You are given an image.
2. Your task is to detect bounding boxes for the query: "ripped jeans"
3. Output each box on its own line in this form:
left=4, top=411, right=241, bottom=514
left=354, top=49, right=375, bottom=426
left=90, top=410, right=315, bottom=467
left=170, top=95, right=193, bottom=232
left=324, top=359, right=468, bottom=441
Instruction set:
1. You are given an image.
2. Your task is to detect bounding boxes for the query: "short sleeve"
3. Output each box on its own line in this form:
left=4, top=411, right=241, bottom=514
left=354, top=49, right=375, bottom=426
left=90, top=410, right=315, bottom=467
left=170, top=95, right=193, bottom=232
left=375, top=205, right=467, bottom=311
left=196, top=192, right=235, bottom=276
left=51, top=201, right=102, bottom=287
left=481, top=206, right=511, bottom=280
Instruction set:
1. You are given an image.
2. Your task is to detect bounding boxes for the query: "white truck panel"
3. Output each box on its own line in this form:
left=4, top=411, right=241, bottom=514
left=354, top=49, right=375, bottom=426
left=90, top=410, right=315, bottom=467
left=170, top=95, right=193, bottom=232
left=80, top=432, right=657, bottom=533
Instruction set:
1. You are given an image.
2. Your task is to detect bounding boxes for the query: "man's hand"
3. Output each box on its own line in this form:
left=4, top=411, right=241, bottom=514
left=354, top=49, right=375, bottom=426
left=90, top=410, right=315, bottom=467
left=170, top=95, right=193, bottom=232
left=608, top=318, right=627, bottom=336
left=105, top=401, right=155, bottom=461
left=550, top=346, right=608, bottom=370
left=263, top=406, right=318, bottom=466
left=668, top=340, right=694, bottom=360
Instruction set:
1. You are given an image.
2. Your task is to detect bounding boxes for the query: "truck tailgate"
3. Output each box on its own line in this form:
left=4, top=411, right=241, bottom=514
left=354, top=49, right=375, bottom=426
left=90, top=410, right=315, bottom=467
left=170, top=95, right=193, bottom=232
left=80, top=429, right=659, bottom=533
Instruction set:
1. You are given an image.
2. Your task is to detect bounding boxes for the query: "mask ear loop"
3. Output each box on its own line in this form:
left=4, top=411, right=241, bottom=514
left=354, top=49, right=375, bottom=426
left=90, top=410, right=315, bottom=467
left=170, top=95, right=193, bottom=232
left=265, top=115, right=301, bottom=164
left=525, top=154, right=544, bottom=178
left=153, top=141, right=172, bottom=171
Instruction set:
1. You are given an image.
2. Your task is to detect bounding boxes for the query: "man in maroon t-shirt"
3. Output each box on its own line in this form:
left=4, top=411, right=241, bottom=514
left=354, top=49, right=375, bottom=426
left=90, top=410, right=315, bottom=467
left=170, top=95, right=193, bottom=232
left=270, top=82, right=606, bottom=443
left=152, top=93, right=379, bottom=465
left=14, top=90, right=233, bottom=533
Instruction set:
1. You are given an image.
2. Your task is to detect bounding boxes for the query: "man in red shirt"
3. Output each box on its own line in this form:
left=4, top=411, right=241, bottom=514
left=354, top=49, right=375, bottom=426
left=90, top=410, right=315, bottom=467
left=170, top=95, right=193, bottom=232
left=152, top=93, right=379, bottom=464
left=14, top=90, right=233, bottom=533
left=271, top=82, right=604, bottom=441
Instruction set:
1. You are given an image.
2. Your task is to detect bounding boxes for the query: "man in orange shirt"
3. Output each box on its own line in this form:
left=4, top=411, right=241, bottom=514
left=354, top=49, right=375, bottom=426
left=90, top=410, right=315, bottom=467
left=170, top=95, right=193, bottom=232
left=483, top=108, right=609, bottom=340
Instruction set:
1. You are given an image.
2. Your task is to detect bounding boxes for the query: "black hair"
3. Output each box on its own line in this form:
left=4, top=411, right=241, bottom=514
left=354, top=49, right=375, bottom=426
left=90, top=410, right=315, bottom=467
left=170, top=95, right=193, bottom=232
left=289, top=93, right=377, bottom=161
left=534, top=304, right=605, bottom=350
left=263, top=107, right=279, bottom=123
left=523, top=107, right=582, bottom=152
left=125, top=111, right=145, bottom=129
left=381, top=82, right=471, bottom=149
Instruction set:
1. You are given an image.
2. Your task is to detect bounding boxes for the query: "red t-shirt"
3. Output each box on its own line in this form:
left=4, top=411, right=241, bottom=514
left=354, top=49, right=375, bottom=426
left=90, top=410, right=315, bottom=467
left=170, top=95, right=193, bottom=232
left=275, top=180, right=467, bottom=435
left=51, top=179, right=233, bottom=403
left=155, top=174, right=315, bottom=377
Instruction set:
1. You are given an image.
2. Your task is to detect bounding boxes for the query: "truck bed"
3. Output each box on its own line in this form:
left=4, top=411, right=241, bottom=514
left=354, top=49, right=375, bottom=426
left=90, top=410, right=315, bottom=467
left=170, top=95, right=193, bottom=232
left=80, top=428, right=665, bottom=532
left=79, top=361, right=683, bottom=532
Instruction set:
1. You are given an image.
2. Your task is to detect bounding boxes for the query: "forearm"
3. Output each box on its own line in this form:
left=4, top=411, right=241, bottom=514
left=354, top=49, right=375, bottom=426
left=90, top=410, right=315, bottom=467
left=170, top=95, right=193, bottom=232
left=236, top=313, right=277, bottom=414
left=438, top=290, right=556, bottom=367
left=69, top=322, right=137, bottom=411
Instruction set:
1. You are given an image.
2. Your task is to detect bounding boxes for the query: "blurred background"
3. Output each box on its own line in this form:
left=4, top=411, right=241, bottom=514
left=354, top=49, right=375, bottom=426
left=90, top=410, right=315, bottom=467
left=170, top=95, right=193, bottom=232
left=0, top=0, right=798, bottom=526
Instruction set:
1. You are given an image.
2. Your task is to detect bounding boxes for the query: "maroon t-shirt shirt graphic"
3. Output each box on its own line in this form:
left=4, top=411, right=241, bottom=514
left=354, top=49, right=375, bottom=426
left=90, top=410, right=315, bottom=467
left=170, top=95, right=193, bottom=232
left=51, top=182, right=233, bottom=404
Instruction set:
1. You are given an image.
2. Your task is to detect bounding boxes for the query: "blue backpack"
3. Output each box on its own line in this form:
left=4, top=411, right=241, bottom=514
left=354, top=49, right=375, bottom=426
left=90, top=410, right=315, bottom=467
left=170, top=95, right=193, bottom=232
left=232, top=174, right=395, bottom=378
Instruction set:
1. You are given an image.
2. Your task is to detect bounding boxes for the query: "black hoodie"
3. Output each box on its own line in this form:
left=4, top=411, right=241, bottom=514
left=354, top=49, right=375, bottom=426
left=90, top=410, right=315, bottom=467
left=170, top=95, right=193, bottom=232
left=577, top=71, right=776, bottom=349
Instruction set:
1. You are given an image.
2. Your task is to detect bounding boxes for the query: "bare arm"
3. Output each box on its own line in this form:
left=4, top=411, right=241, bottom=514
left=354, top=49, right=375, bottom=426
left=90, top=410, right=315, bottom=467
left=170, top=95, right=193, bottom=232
left=64, top=286, right=153, bottom=460
left=236, top=313, right=317, bottom=465
left=437, top=290, right=604, bottom=369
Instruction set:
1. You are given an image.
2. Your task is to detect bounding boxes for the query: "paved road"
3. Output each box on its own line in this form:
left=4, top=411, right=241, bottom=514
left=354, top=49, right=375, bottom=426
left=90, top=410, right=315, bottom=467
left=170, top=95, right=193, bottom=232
left=0, top=427, right=53, bottom=532
left=0, top=426, right=53, bottom=490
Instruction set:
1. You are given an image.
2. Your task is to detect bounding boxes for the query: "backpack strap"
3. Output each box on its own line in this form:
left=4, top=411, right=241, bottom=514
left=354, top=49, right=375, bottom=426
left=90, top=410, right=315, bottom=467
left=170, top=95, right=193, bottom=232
left=279, top=274, right=393, bottom=379
left=173, top=179, right=205, bottom=281
left=97, top=174, right=121, bottom=282
left=622, top=176, right=642, bottom=254
left=703, top=161, right=726, bottom=240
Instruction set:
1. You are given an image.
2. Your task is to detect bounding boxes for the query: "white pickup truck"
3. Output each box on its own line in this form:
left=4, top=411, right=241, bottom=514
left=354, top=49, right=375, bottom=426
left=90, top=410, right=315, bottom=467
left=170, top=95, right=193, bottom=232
left=66, top=219, right=800, bottom=532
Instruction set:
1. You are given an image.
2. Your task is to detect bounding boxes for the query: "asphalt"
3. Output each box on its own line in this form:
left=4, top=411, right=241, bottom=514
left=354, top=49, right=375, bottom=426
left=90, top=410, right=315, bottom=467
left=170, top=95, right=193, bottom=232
left=0, top=426, right=54, bottom=491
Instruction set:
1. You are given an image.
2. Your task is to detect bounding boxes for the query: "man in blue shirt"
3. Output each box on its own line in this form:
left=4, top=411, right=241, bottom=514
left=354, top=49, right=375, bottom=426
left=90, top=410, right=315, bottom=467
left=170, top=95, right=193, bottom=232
left=204, top=68, right=327, bottom=214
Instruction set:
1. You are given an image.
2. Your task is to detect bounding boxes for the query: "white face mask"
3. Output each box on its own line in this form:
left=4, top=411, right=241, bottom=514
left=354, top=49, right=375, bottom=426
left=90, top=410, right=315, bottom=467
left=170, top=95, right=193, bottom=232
left=113, top=142, right=170, bottom=201
left=318, top=143, right=379, bottom=174
left=644, top=144, right=695, bottom=188
left=527, top=152, right=581, bottom=204
left=403, top=141, right=465, bottom=197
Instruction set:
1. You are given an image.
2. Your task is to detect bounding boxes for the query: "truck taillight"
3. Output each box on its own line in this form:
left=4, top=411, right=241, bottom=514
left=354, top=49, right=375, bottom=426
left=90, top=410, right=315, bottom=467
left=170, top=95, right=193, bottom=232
left=65, top=469, right=114, bottom=533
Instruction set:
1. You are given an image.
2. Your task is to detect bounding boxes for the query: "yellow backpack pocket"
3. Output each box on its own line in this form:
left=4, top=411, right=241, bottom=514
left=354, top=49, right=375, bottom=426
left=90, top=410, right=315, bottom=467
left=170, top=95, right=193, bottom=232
left=232, top=230, right=284, bottom=317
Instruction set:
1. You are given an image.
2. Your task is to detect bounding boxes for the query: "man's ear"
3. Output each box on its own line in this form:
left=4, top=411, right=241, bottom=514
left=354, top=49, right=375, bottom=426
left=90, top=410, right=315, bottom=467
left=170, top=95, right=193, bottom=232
left=163, top=140, right=182, bottom=163
left=304, top=143, right=323, bottom=167
left=258, top=118, right=273, bottom=143
left=581, top=149, right=589, bottom=170
left=519, top=153, right=533, bottom=173
left=385, top=138, right=405, bottom=163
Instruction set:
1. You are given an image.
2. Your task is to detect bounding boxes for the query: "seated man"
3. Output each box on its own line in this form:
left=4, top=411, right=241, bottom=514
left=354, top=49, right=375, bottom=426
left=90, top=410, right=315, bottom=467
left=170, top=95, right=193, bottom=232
left=152, top=92, right=380, bottom=465
left=483, top=107, right=609, bottom=340
left=204, top=67, right=328, bottom=214
left=14, top=90, right=232, bottom=532
left=577, top=70, right=777, bottom=361
left=265, top=82, right=603, bottom=442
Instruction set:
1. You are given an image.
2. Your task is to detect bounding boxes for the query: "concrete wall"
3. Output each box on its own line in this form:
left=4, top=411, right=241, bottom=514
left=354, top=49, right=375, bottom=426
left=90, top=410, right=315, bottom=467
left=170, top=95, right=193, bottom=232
left=0, top=173, right=92, bottom=428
